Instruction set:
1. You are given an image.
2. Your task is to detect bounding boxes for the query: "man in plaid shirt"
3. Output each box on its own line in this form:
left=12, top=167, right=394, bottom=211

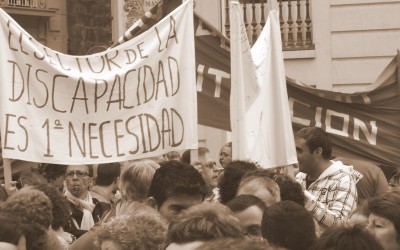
left=295, top=127, right=362, bottom=231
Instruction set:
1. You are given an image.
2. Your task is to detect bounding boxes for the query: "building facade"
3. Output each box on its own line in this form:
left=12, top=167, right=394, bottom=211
left=204, top=0, right=400, bottom=93
left=1, top=0, right=68, bottom=52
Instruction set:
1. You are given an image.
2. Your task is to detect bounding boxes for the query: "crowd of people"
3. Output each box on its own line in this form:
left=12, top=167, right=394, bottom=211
left=0, top=126, right=400, bottom=250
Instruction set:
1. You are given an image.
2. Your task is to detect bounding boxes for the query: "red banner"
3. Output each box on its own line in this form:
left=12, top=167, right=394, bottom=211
left=287, top=57, right=400, bottom=167
left=194, top=15, right=400, bottom=167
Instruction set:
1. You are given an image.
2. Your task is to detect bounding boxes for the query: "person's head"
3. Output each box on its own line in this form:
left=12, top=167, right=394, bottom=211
left=295, top=127, right=332, bottom=174
left=19, top=170, right=47, bottom=187
left=40, top=164, right=68, bottom=192
left=147, top=160, right=208, bottom=221
left=95, top=211, right=167, bottom=250
left=0, top=188, right=52, bottom=229
left=193, top=147, right=220, bottom=189
left=366, top=188, right=400, bottom=250
left=95, top=162, right=120, bottom=187
left=195, top=238, right=272, bottom=250
left=31, top=184, right=71, bottom=231
left=0, top=215, right=26, bottom=250
left=219, top=142, right=232, bottom=168
left=309, top=224, right=383, bottom=250
left=270, top=173, right=305, bottom=206
left=165, top=151, right=181, bottom=161
left=0, top=188, right=53, bottom=250
left=226, top=195, right=267, bottom=240
left=119, top=159, right=160, bottom=202
left=262, top=200, right=316, bottom=250
left=180, top=149, right=191, bottom=164
left=167, top=203, right=243, bottom=245
left=218, top=160, right=258, bottom=204
left=237, top=170, right=281, bottom=207
left=102, top=199, right=165, bottom=224
left=389, top=171, right=400, bottom=189
left=64, top=164, right=93, bottom=199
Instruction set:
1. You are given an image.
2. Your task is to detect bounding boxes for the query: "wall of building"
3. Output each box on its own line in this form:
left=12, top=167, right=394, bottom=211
left=330, top=0, right=400, bottom=92
left=66, top=0, right=113, bottom=55
left=1, top=0, right=68, bottom=53
left=284, top=0, right=400, bottom=92
left=194, top=0, right=222, bottom=31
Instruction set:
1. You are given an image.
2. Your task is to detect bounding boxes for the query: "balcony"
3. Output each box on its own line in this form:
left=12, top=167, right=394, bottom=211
left=0, top=0, right=56, bottom=17
left=224, top=0, right=314, bottom=51
left=7, top=0, right=38, bottom=8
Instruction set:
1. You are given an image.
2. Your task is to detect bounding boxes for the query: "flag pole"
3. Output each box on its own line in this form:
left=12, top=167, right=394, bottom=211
left=3, top=158, right=12, bottom=189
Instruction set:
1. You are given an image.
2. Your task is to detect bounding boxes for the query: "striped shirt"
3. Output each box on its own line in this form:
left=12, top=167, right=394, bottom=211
left=296, top=161, right=362, bottom=231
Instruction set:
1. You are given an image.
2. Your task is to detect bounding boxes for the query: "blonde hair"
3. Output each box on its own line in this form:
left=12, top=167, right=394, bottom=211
left=96, top=208, right=167, bottom=250
left=119, top=159, right=160, bottom=202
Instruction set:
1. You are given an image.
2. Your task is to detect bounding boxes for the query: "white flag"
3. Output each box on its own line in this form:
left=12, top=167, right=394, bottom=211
left=229, top=1, right=260, bottom=160
left=247, top=9, right=298, bottom=168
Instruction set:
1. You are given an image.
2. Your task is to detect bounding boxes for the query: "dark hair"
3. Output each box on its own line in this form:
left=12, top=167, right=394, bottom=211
left=148, top=160, right=208, bottom=207
left=389, top=171, right=400, bottom=188
left=0, top=185, right=8, bottom=203
left=309, top=224, right=384, bottom=250
left=19, top=170, right=47, bottom=187
left=226, top=195, right=267, bottom=213
left=180, top=148, right=210, bottom=165
left=296, top=127, right=332, bottom=160
left=271, top=174, right=305, bottom=206
left=367, top=188, right=400, bottom=237
left=0, top=215, right=46, bottom=250
left=0, top=189, right=52, bottom=250
left=180, top=150, right=191, bottom=164
left=1, top=188, right=53, bottom=228
left=218, top=160, right=258, bottom=204
left=0, top=215, right=24, bottom=245
left=32, top=184, right=71, bottom=230
left=261, top=201, right=316, bottom=250
left=96, top=162, right=121, bottom=186
left=168, top=203, right=243, bottom=244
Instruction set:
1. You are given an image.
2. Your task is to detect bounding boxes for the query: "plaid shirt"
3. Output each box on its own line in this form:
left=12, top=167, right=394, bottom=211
left=296, top=161, right=362, bottom=230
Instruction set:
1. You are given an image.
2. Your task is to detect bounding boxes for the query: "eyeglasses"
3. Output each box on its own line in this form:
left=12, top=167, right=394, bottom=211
left=65, top=171, right=90, bottom=178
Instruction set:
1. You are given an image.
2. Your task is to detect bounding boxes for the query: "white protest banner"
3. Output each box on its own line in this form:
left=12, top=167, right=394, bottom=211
left=229, top=0, right=260, bottom=161
left=0, top=0, right=197, bottom=164
left=247, top=9, right=297, bottom=168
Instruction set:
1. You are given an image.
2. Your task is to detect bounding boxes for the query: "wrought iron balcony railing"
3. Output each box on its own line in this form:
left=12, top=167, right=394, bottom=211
left=7, top=0, right=38, bottom=8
